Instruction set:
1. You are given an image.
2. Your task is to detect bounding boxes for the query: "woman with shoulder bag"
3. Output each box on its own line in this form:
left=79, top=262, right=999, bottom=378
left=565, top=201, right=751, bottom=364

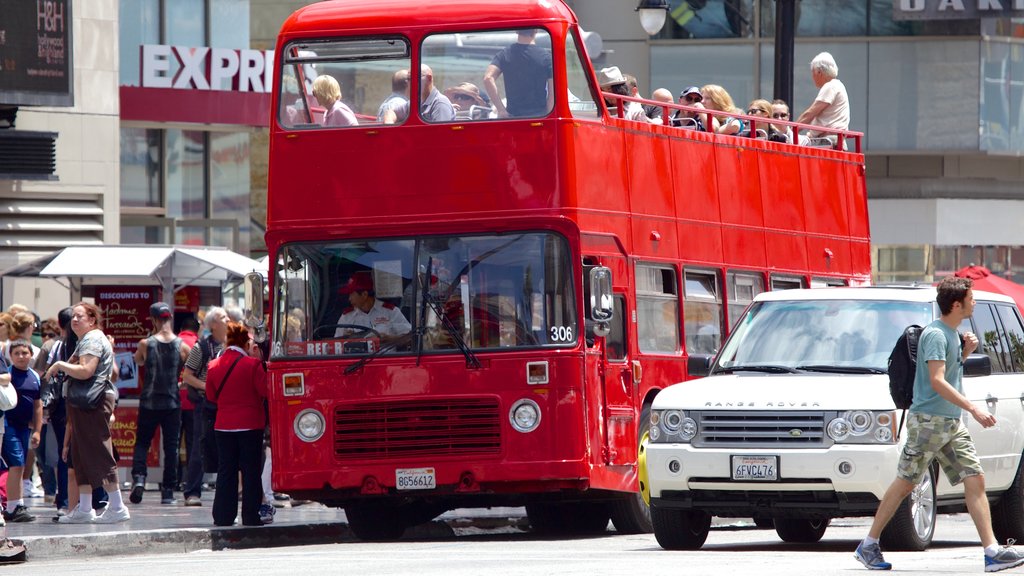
left=43, top=302, right=128, bottom=524
left=205, top=322, right=267, bottom=526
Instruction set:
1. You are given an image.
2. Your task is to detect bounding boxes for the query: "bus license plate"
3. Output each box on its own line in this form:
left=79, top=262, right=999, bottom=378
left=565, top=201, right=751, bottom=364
left=731, top=456, right=778, bottom=481
left=396, top=467, right=436, bottom=491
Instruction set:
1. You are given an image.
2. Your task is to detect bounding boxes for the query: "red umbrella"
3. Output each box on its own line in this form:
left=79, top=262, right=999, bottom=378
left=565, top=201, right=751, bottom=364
left=953, top=265, right=1024, bottom=314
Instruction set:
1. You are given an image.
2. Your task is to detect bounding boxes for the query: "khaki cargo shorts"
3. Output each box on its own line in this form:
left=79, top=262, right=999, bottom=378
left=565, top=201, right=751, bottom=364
left=897, top=412, right=983, bottom=486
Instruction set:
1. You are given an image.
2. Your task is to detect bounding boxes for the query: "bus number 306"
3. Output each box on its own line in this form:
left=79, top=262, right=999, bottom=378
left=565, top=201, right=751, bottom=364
left=550, top=326, right=573, bottom=342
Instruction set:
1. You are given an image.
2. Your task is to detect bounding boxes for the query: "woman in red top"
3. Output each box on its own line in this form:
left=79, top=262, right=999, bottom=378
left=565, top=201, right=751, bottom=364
left=204, top=322, right=267, bottom=526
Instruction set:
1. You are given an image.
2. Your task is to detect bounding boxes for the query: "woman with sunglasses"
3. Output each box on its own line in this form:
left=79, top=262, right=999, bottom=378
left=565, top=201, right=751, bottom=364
left=700, top=84, right=744, bottom=136
left=770, top=100, right=793, bottom=144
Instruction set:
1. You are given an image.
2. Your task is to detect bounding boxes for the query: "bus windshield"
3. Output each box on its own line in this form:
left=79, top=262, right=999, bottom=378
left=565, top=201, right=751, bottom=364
left=714, top=299, right=934, bottom=373
left=272, top=232, right=577, bottom=359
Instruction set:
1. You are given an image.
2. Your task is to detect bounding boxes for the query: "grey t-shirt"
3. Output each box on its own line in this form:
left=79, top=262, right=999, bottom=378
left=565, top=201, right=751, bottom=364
left=75, top=329, right=115, bottom=395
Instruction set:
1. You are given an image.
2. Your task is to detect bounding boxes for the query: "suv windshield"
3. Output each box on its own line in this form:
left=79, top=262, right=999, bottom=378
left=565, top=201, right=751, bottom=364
left=714, top=299, right=934, bottom=372
left=272, top=232, right=576, bottom=359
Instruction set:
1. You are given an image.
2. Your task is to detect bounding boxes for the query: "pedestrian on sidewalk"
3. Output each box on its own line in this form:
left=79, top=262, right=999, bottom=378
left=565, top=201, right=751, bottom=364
left=854, top=277, right=1024, bottom=572
left=206, top=322, right=267, bottom=527
left=35, top=308, right=73, bottom=515
left=1, top=340, right=42, bottom=522
left=44, top=302, right=129, bottom=524
left=181, top=307, right=228, bottom=506
left=176, top=315, right=200, bottom=491
left=130, top=303, right=189, bottom=505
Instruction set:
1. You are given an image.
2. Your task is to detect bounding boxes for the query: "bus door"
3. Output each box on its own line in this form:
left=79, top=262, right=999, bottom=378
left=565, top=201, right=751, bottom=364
left=601, top=295, right=637, bottom=466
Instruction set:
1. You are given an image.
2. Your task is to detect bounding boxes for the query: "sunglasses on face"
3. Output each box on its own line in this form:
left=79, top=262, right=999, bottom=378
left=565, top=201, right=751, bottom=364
left=772, top=112, right=789, bottom=119
left=43, top=332, right=58, bottom=338
left=684, top=95, right=701, bottom=103
left=748, top=109, right=767, bottom=115
left=452, top=94, right=475, bottom=102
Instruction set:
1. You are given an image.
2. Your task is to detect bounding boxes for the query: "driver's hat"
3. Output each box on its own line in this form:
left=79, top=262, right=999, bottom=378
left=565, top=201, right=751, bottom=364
left=340, top=270, right=374, bottom=294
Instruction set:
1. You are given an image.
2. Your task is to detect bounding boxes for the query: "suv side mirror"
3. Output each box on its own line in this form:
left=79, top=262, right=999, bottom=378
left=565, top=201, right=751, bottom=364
left=964, top=353, right=991, bottom=377
left=243, top=271, right=267, bottom=342
left=687, top=354, right=714, bottom=378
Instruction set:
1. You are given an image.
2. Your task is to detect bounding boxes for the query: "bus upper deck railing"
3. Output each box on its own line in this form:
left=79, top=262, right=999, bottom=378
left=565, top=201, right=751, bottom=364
left=601, top=91, right=863, bottom=154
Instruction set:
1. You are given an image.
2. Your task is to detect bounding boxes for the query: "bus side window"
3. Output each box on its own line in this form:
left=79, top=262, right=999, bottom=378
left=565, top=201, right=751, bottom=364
left=684, top=269, right=723, bottom=356
left=565, top=29, right=599, bottom=119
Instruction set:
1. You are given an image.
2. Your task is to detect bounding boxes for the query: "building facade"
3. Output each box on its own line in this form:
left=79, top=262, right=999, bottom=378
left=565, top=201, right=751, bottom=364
left=568, top=0, right=1024, bottom=284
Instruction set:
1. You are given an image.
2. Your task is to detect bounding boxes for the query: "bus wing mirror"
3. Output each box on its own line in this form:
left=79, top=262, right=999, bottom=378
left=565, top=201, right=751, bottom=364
left=243, top=271, right=267, bottom=342
left=589, top=267, right=613, bottom=323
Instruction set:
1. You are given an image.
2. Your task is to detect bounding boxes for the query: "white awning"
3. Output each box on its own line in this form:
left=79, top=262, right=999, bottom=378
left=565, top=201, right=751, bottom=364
left=0, top=245, right=267, bottom=295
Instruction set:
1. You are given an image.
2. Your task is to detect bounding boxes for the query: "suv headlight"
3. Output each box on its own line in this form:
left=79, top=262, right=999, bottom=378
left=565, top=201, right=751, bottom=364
left=827, top=410, right=897, bottom=444
left=650, top=409, right=697, bottom=443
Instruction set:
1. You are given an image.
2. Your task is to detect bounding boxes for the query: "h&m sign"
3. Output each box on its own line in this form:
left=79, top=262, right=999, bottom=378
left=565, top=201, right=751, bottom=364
left=894, top=0, right=1024, bottom=20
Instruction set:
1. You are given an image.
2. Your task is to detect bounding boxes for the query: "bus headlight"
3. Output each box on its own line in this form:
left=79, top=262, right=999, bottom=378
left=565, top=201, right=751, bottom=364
left=294, top=408, right=325, bottom=442
left=510, top=399, right=541, bottom=433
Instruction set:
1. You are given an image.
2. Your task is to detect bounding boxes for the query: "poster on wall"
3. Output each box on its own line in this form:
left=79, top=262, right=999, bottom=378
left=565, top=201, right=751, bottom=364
left=111, top=404, right=160, bottom=468
left=0, top=0, right=74, bottom=106
left=95, top=286, right=157, bottom=396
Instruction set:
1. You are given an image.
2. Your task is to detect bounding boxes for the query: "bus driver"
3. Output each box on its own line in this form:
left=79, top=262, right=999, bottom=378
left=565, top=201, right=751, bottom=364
left=334, top=271, right=412, bottom=341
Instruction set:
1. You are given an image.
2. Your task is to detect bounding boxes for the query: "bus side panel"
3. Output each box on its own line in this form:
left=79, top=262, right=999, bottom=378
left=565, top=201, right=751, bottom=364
left=565, top=122, right=630, bottom=216
left=715, top=143, right=767, bottom=269
left=844, top=162, right=873, bottom=276
left=670, top=137, right=724, bottom=264
left=759, top=149, right=809, bottom=273
left=799, top=155, right=850, bottom=239
left=624, top=127, right=678, bottom=260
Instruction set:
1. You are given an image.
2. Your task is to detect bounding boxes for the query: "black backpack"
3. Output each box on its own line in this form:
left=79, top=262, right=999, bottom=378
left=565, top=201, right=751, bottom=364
left=887, top=325, right=923, bottom=410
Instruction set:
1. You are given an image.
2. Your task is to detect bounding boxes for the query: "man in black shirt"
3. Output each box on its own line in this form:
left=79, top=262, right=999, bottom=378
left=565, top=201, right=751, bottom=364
left=483, top=29, right=553, bottom=118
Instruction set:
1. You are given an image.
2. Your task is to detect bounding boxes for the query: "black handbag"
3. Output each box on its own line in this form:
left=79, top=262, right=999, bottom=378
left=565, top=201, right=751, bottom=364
left=66, top=373, right=108, bottom=410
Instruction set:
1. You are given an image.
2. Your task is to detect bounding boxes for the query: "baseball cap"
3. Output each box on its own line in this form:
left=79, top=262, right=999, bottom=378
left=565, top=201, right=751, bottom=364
left=339, top=270, right=374, bottom=294
left=680, top=86, right=702, bottom=102
left=150, top=302, right=172, bottom=319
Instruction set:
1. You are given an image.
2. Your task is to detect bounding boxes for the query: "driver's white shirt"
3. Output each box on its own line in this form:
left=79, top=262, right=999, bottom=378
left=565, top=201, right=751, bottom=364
left=334, top=299, right=411, bottom=338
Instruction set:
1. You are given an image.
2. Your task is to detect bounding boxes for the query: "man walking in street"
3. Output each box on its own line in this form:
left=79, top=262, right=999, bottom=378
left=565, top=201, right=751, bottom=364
left=854, top=277, right=1024, bottom=572
left=130, top=302, right=189, bottom=505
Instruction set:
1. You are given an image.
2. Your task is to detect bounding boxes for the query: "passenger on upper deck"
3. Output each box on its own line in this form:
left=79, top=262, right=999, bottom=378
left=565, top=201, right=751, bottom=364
left=444, top=82, right=490, bottom=119
left=796, top=52, right=849, bottom=144
left=644, top=88, right=674, bottom=121
left=384, top=65, right=455, bottom=124
left=770, top=99, right=793, bottom=143
left=672, top=86, right=706, bottom=131
left=483, top=28, right=553, bottom=118
left=334, top=271, right=412, bottom=341
left=312, top=75, right=358, bottom=127
left=701, top=84, right=744, bottom=135
left=598, top=67, right=647, bottom=123
left=376, top=69, right=410, bottom=123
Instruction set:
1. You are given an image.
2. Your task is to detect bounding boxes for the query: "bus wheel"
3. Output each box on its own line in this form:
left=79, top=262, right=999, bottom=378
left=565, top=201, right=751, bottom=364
left=651, top=507, right=711, bottom=550
left=774, top=518, right=829, bottom=543
left=610, top=402, right=654, bottom=534
left=345, top=503, right=406, bottom=541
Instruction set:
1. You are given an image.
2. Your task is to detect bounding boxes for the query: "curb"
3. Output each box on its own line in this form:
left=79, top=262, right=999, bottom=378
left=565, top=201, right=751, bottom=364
left=13, top=514, right=526, bottom=561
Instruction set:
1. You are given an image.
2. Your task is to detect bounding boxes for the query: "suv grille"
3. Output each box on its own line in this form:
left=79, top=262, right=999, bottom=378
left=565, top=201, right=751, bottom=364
left=334, top=398, right=501, bottom=460
left=692, top=411, right=828, bottom=448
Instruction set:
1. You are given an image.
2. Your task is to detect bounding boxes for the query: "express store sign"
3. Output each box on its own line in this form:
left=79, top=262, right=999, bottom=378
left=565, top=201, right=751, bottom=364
left=121, top=44, right=276, bottom=126
left=140, top=45, right=275, bottom=93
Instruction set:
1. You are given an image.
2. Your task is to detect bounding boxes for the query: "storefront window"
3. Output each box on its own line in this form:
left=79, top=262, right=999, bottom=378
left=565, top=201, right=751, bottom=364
left=211, top=0, right=249, bottom=48
left=655, top=0, right=753, bottom=39
left=210, top=132, right=251, bottom=250
left=120, top=128, right=162, bottom=209
left=167, top=0, right=205, bottom=46
left=761, top=0, right=867, bottom=37
left=119, top=0, right=160, bottom=86
left=165, top=129, right=207, bottom=224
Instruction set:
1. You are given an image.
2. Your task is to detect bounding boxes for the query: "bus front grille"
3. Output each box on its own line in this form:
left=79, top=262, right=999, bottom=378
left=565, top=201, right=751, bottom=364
left=334, top=398, right=502, bottom=460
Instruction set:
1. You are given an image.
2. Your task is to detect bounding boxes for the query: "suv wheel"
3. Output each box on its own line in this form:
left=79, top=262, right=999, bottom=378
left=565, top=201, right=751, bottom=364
left=993, top=458, right=1024, bottom=542
left=651, top=507, right=711, bottom=550
left=881, top=466, right=936, bottom=551
left=774, top=518, right=829, bottom=543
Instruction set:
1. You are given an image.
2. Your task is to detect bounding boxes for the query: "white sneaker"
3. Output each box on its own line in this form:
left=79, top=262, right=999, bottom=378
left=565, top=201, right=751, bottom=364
left=57, top=507, right=97, bottom=524
left=92, top=505, right=130, bottom=523
left=23, top=480, right=44, bottom=498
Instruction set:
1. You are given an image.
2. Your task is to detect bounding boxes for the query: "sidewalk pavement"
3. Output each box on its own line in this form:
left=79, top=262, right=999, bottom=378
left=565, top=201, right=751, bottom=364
left=2, top=491, right=530, bottom=562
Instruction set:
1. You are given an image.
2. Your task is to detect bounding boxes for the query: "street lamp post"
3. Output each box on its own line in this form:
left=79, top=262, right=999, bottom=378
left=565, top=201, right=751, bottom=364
left=773, top=0, right=797, bottom=107
left=636, top=0, right=669, bottom=36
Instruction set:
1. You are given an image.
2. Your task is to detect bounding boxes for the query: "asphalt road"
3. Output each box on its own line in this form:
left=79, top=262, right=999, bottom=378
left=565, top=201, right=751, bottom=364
left=11, top=513, right=1005, bottom=576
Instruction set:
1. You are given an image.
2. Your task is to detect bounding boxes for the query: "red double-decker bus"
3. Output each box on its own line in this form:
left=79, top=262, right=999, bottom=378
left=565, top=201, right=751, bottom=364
left=253, top=0, right=870, bottom=540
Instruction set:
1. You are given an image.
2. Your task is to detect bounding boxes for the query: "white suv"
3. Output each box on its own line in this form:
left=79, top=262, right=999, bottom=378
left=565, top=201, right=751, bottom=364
left=645, top=286, right=1024, bottom=551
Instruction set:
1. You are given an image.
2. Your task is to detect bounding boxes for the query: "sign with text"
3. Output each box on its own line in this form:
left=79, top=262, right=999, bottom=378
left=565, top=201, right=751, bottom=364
left=95, top=286, right=157, bottom=396
left=111, top=404, right=161, bottom=468
left=0, top=0, right=73, bottom=106
left=140, top=45, right=274, bottom=93
left=893, top=0, right=1024, bottom=20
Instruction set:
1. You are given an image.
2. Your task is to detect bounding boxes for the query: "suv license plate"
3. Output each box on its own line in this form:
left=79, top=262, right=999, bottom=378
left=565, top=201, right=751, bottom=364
left=731, top=456, right=778, bottom=481
left=396, top=467, right=436, bottom=490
